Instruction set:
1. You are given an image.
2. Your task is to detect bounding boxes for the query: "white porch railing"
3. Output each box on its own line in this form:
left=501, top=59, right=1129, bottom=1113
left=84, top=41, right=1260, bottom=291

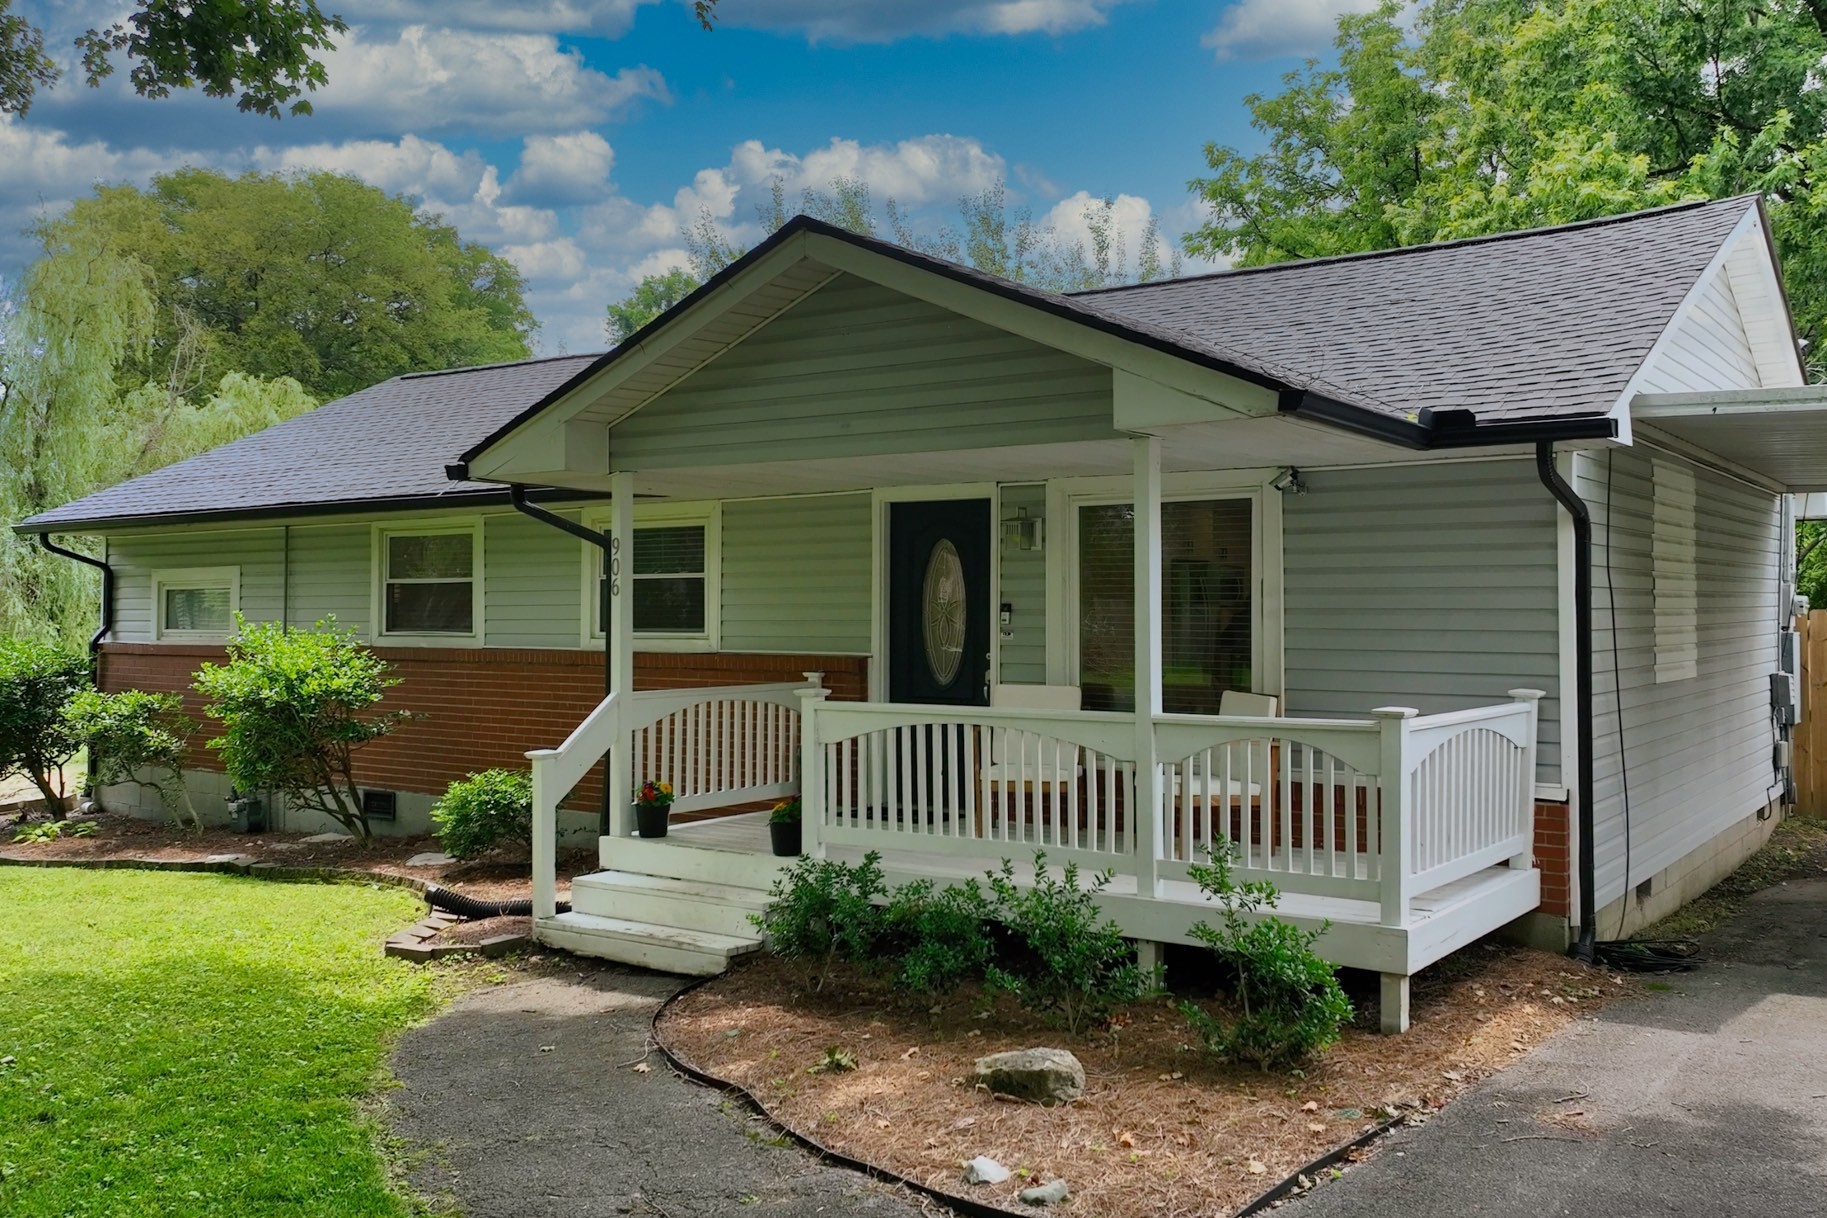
left=798, top=688, right=1543, bottom=927
left=525, top=676, right=819, bottom=918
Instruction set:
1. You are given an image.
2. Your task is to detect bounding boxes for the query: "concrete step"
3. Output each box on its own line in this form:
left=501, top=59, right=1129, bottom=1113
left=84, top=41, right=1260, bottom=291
left=603, top=835, right=793, bottom=889
left=571, top=870, right=771, bottom=938
left=534, top=911, right=763, bottom=977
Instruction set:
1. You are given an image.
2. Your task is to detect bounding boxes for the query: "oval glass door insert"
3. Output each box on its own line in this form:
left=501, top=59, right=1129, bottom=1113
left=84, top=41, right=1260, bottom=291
left=921, top=539, right=966, bottom=686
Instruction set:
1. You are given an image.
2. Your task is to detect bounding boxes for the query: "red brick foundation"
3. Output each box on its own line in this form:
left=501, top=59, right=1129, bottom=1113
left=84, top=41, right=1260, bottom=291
left=1533, top=800, right=1571, bottom=917
left=98, top=643, right=867, bottom=812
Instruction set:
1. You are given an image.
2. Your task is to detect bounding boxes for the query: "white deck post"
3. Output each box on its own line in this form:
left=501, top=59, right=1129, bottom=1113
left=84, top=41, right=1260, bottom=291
left=1133, top=435, right=1163, bottom=899
left=1372, top=706, right=1418, bottom=928
left=1508, top=688, right=1545, bottom=870
left=797, top=682, right=830, bottom=858
left=528, top=747, right=558, bottom=920
left=606, top=470, right=636, bottom=839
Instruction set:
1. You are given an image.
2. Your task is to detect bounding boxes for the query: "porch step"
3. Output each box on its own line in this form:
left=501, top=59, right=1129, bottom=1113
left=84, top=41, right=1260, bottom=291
left=605, top=833, right=793, bottom=889
left=534, top=910, right=763, bottom=977
left=571, top=870, right=771, bottom=938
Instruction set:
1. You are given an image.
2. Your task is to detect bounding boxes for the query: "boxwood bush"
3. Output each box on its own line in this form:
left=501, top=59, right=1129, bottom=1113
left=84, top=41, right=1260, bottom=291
left=431, top=768, right=533, bottom=861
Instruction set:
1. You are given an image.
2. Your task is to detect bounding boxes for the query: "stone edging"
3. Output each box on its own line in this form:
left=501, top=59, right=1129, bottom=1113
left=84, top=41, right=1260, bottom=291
left=0, top=854, right=530, bottom=961
left=650, top=975, right=1407, bottom=1218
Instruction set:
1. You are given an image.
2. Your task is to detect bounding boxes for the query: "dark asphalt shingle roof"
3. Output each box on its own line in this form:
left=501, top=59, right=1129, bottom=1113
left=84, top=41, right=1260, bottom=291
left=1075, top=196, right=1758, bottom=423
left=19, top=197, right=1762, bottom=534
left=20, top=354, right=603, bottom=533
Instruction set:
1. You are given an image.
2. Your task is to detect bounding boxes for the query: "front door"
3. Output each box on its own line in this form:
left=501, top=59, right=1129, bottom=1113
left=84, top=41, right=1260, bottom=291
left=887, top=499, right=992, bottom=705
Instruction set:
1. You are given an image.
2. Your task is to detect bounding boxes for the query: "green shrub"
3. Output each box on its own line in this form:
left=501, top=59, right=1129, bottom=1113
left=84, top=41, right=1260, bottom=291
left=0, top=638, right=89, bottom=818
left=432, top=768, right=533, bottom=860
left=882, top=877, right=995, bottom=996
left=980, top=852, right=1159, bottom=1035
left=1179, top=843, right=1354, bottom=1070
left=11, top=819, right=97, bottom=844
left=193, top=616, right=412, bottom=842
left=63, top=688, right=200, bottom=829
left=753, top=850, right=888, bottom=990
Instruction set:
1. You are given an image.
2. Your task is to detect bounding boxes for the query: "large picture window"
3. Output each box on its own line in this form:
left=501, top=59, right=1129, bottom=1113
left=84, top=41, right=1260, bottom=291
left=379, top=527, right=478, bottom=637
left=1076, top=497, right=1254, bottom=714
left=153, top=568, right=239, bottom=640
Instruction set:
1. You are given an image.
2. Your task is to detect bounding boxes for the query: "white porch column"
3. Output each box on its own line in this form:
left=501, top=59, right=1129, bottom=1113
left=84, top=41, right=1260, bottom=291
left=606, top=470, right=636, bottom=838
left=1132, top=435, right=1163, bottom=898
left=1373, top=705, right=1418, bottom=927
left=528, top=747, right=558, bottom=920
left=797, top=680, right=830, bottom=858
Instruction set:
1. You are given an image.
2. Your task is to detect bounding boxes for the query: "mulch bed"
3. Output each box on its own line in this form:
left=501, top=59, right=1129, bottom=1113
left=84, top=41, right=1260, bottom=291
left=657, top=946, right=1627, bottom=1218
left=0, top=812, right=594, bottom=902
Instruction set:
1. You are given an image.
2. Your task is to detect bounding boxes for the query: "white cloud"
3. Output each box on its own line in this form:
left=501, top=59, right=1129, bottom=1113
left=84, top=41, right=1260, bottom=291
left=314, top=25, right=669, bottom=134
left=0, top=116, right=184, bottom=267
left=1040, top=191, right=1188, bottom=280
left=358, top=1, right=659, bottom=34
left=724, top=0, right=1138, bottom=42
left=508, top=132, right=618, bottom=206
left=1203, top=0, right=1382, bottom=61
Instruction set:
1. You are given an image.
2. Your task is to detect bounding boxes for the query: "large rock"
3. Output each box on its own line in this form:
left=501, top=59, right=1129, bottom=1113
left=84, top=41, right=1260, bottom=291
left=1019, top=1179, right=1070, bottom=1206
left=963, top=1156, right=1011, bottom=1185
left=971, top=1048, right=1085, bottom=1105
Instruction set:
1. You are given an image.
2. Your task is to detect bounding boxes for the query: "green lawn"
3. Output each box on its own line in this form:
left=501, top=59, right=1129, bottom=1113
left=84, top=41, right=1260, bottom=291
left=0, top=870, right=446, bottom=1217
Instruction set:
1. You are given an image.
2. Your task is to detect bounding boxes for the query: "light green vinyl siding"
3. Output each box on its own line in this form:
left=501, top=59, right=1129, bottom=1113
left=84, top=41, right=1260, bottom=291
left=610, top=274, right=1117, bottom=469
left=998, top=483, right=1047, bottom=683
left=1282, top=460, right=1562, bottom=785
left=1580, top=449, right=1781, bottom=907
left=486, top=508, right=586, bottom=649
left=721, top=494, right=871, bottom=653
left=285, top=522, right=372, bottom=636
left=110, top=527, right=287, bottom=638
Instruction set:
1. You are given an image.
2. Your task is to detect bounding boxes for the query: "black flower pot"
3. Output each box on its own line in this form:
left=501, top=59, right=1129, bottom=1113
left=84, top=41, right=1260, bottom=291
left=768, top=819, right=801, bottom=858
left=635, top=803, right=669, bottom=839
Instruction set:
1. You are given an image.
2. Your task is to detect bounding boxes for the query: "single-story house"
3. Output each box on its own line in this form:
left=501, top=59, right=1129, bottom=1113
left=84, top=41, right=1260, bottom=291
left=20, top=196, right=1821, bottom=1031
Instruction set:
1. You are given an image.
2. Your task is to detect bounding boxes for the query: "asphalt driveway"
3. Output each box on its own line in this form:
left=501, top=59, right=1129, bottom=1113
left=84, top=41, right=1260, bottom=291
left=386, top=965, right=930, bottom=1218
left=1285, top=877, right=1827, bottom=1218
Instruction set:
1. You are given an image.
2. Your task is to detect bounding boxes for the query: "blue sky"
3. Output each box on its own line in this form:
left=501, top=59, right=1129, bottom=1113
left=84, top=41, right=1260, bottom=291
left=3, top=0, right=1374, bottom=356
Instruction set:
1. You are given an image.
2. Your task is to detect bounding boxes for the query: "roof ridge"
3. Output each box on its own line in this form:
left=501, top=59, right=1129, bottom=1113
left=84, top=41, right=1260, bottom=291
left=398, top=351, right=606, bottom=380
left=1074, top=194, right=1758, bottom=296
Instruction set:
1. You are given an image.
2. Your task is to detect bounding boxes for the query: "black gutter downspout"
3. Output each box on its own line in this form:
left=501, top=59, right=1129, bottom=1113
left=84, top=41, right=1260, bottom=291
left=1534, top=444, right=1598, bottom=962
left=37, top=533, right=115, bottom=802
left=507, top=484, right=616, bottom=836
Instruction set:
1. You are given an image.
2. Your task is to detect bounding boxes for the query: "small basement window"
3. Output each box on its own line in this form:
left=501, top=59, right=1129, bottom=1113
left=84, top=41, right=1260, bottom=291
left=1651, top=459, right=1698, bottom=683
left=378, top=524, right=480, bottom=638
left=153, top=568, right=239, bottom=640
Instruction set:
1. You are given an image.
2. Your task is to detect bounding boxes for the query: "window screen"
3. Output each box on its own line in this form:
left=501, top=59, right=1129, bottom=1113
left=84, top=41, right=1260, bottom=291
left=596, top=524, right=709, bottom=636
left=1078, top=499, right=1254, bottom=713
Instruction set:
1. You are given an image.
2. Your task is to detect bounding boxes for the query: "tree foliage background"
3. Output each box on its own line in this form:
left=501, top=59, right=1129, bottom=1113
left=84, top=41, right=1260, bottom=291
left=0, top=169, right=534, bottom=648
left=1188, top=0, right=1827, bottom=365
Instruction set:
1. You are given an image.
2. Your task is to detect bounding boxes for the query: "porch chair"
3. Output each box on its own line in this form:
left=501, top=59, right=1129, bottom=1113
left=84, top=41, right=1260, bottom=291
left=981, top=683, right=1083, bottom=837
left=1167, top=690, right=1282, bottom=859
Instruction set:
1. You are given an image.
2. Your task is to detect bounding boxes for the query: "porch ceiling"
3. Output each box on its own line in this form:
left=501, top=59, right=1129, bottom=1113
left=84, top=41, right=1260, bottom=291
left=1634, top=389, right=1827, bottom=492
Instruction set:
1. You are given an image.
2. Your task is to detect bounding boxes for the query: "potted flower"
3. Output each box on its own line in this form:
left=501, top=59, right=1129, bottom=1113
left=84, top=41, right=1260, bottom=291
left=634, top=780, right=674, bottom=838
left=768, top=795, right=802, bottom=857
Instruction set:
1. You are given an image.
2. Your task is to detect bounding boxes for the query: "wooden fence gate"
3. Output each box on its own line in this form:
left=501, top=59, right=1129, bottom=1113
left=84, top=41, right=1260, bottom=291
left=1795, top=612, right=1827, bottom=815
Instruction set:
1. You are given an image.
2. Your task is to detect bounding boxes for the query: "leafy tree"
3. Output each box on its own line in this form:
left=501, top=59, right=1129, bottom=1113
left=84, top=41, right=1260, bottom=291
left=63, top=688, right=201, bottom=830
left=1, top=0, right=345, bottom=118
left=36, top=169, right=534, bottom=402
left=0, top=638, right=89, bottom=817
left=1186, top=0, right=1827, bottom=360
left=193, top=616, right=412, bottom=843
left=605, top=267, right=700, bottom=343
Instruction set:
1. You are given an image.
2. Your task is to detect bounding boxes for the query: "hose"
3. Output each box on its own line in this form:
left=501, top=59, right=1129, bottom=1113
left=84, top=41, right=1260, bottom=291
left=1593, top=938, right=1701, bottom=972
left=425, top=885, right=570, bottom=920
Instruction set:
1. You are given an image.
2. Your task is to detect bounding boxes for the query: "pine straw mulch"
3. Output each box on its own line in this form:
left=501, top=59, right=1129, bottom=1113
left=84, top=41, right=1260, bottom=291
left=658, top=945, right=1629, bottom=1218
left=0, top=812, right=595, bottom=902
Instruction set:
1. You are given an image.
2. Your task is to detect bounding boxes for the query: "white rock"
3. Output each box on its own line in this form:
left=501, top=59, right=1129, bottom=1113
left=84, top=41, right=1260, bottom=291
left=300, top=832, right=353, bottom=844
left=963, top=1156, right=1012, bottom=1185
left=202, top=854, right=253, bottom=865
left=405, top=852, right=456, bottom=867
left=1019, top=1178, right=1070, bottom=1206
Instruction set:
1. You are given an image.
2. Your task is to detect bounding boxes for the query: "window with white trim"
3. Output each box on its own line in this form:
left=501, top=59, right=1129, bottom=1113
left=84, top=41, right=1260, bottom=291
left=153, top=568, right=239, bottom=640
left=587, top=509, right=714, bottom=643
left=378, top=525, right=480, bottom=637
left=1651, top=459, right=1698, bottom=683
